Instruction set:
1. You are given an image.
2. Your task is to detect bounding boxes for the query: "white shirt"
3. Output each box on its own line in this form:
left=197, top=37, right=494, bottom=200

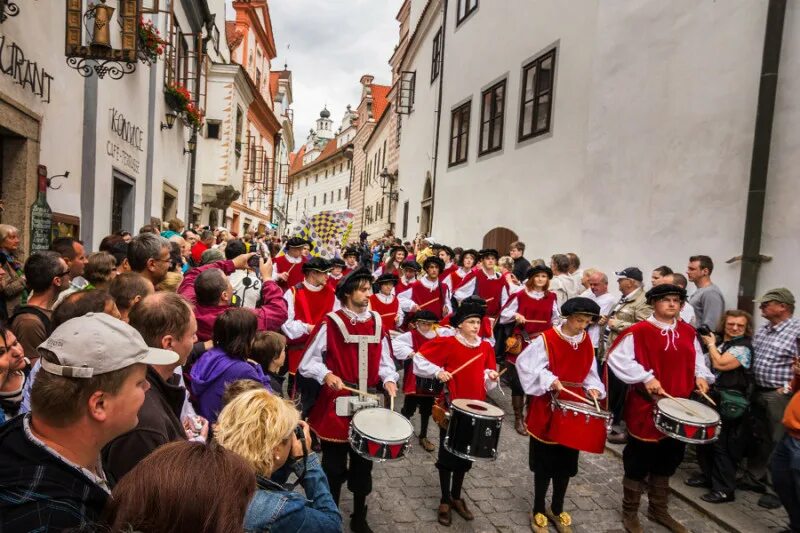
left=606, top=315, right=715, bottom=385
left=391, top=328, right=437, bottom=361
left=516, top=324, right=606, bottom=398
left=271, top=253, right=303, bottom=281
left=397, top=276, right=453, bottom=315
left=680, top=302, right=697, bottom=326
left=498, top=289, right=560, bottom=325
left=371, top=292, right=405, bottom=329
left=586, top=291, right=618, bottom=347
left=413, top=333, right=498, bottom=393
left=453, top=268, right=511, bottom=307
left=297, top=307, right=399, bottom=385
left=281, top=281, right=340, bottom=340
left=549, top=274, right=580, bottom=307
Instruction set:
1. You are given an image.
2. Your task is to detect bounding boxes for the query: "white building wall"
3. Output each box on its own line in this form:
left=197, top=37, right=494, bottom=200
left=288, top=157, right=351, bottom=225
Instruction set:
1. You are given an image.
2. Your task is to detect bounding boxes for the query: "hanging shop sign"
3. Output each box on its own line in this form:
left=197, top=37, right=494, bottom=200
left=30, top=165, right=53, bottom=252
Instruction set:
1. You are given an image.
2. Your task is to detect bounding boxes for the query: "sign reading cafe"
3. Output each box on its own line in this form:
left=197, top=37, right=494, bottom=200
left=107, top=107, right=144, bottom=174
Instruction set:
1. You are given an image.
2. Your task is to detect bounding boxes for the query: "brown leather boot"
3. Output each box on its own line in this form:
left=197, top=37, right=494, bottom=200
left=647, top=476, right=688, bottom=533
left=621, top=477, right=644, bottom=533
left=512, top=396, right=527, bottom=436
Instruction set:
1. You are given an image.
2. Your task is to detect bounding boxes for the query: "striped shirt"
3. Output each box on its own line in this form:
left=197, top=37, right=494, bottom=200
left=752, top=317, right=800, bottom=388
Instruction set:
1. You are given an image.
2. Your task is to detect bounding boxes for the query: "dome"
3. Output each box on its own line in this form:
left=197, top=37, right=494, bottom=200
left=320, top=107, right=331, bottom=119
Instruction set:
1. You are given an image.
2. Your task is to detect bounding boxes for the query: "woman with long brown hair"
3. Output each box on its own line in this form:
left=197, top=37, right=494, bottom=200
left=105, top=440, right=256, bottom=533
left=497, top=265, right=560, bottom=435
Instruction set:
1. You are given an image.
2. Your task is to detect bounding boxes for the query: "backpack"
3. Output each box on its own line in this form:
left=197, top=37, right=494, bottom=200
left=9, top=305, right=53, bottom=337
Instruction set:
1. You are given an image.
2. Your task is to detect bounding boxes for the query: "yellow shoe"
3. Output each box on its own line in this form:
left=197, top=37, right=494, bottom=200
left=545, top=509, right=572, bottom=533
left=530, top=512, right=549, bottom=533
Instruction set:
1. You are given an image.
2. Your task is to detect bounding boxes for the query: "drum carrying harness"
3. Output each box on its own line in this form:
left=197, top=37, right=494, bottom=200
left=327, top=311, right=383, bottom=396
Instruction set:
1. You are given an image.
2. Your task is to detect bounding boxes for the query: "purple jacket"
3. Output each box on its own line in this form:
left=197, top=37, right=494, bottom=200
left=178, top=260, right=288, bottom=342
left=189, top=346, right=273, bottom=424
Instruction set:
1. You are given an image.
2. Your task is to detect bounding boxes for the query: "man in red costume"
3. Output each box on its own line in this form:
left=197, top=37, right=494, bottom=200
left=298, top=267, right=399, bottom=533
left=606, top=284, right=714, bottom=533
left=272, top=237, right=308, bottom=291
left=398, top=260, right=420, bottom=293
left=438, top=245, right=458, bottom=280
left=413, top=297, right=500, bottom=526
left=454, top=248, right=508, bottom=319
left=341, top=246, right=360, bottom=276
left=369, top=273, right=403, bottom=334
left=516, top=297, right=605, bottom=533
left=280, top=257, right=337, bottom=395
left=398, top=256, right=452, bottom=322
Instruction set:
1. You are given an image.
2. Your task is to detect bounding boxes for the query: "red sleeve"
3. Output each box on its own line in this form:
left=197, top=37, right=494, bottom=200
left=191, top=242, right=206, bottom=264
left=255, top=280, right=290, bottom=332
left=417, top=336, right=452, bottom=368
left=177, top=260, right=235, bottom=305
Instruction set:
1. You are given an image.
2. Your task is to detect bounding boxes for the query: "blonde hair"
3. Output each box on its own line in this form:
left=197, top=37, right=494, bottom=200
left=215, top=389, right=299, bottom=476
left=498, top=256, right=514, bottom=271
left=155, top=271, right=183, bottom=292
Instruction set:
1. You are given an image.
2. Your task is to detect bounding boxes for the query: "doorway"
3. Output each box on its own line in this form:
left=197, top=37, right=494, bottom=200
left=419, top=176, right=432, bottom=237
left=482, top=227, right=519, bottom=255
left=112, top=172, right=135, bottom=234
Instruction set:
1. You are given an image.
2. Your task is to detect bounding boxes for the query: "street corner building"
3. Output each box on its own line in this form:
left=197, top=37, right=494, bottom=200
left=0, top=0, right=295, bottom=256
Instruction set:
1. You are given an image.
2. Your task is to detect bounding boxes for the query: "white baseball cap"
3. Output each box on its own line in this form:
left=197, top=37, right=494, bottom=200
left=39, top=313, right=178, bottom=378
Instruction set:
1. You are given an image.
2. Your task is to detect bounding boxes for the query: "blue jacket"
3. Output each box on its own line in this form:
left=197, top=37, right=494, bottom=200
left=244, top=452, right=341, bottom=533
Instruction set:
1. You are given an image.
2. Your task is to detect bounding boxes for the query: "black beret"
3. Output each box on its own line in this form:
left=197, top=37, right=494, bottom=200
left=373, top=272, right=399, bottom=286
left=439, top=245, right=455, bottom=258
left=459, top=249, right=478, bottom=266
left=409, top=310, right=439, bottom=323
left=342, top=246, right=360, bottom=258
left=525, top=264, right=553, bottom=280
left=389, top=245, right=407, bottom=257
left=451, top=296, right=487, bottom=327
left=478, top=248, right=499, bottom=260
left=335, top=267, right=374, bottom=301
left=423, top=256, right=445, bottom=271
left=329, top=257, right=346, bottom=268
left=645, top=283, right=687, bottom=304
left=401, top=259, right=421, bottom=272
left=302, top=257, right=331, bottom=274
left=560, top=297, right=601, bottom=319
left=286, top=237, right=308, bottom=248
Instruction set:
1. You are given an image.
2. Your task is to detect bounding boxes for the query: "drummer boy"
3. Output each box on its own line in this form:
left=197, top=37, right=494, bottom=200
left=413, top=297, right=499, bottom=527
left=606, top=284, right=714, bottom=533
left=516, top=297, right=606, bottom=533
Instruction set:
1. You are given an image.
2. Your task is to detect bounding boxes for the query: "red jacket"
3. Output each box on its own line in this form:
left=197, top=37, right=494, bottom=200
left=178, top=260, right=288, bottom=341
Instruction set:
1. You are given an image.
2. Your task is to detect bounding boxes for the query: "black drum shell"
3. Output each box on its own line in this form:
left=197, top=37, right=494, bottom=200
left=444, top=404, right=502, bottom=461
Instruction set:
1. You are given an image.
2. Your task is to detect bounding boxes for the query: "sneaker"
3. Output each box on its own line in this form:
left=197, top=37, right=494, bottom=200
left=607, top=430, right=628, bottom=444
left=701, top=491, right=735, bottom=504
left=685, top=474, right=711, bottom=488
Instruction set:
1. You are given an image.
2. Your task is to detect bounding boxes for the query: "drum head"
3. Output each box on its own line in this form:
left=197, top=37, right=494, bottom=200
left=657, top=398, right=719, bottom=424
left=451, top=398, right=504, bottom=418
left=352, top=408, right=413, bottom=440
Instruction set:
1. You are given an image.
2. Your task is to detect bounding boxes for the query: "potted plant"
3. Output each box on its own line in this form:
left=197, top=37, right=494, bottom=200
left=164, top=82, right=191, bottom=112
left=184, top=101, right=205, bottom=130
left=138, top=17, right=167, bottom=64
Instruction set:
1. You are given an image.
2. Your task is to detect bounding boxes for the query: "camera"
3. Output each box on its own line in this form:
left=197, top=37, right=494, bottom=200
left=247, top=254, right=262, bottom=270
left=294, top=424, right=305, bottom=441
left=697, top=325, right=712, bottom=337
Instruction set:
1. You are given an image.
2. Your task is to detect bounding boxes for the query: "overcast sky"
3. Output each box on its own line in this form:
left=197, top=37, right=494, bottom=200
left=268, top=0, right=403, bottom=148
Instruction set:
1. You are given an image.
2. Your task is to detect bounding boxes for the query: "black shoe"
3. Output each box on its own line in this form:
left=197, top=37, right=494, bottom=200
left=350, top=505, right=374, bottom=533
left=757, top=493, right=782, bottom=509
left=736, top=475, right=767, bottom=493
left=685, top=475, right=711, bottom=488
left=700, top=491, right=735, bottom=504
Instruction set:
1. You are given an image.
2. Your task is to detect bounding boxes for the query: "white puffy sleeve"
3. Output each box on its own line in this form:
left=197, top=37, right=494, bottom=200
left=605, top=334, right=654, bottom=385
left=515, top=336, right=558, bottom=396
left=391, top=331, right=415, bottom=361
left=297, top=324, right=329, bottom=384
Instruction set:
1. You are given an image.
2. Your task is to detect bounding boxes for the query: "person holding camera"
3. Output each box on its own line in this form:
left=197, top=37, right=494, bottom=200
left=215, top=388, right=342, bottom=533
left=685, top=310, right=753, bottom=503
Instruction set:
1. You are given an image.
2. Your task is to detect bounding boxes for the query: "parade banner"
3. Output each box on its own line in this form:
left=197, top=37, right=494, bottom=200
left=286, top=210, right=354, bottom=258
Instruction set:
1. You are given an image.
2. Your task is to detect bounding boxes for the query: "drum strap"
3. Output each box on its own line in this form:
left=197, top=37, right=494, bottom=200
left=328, top=311, right=383, bottom=395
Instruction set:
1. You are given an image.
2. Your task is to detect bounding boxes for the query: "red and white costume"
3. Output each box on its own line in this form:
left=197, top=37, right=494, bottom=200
left=326, top=272, right=344, bottom=291
left=392, top=327, right=441, bottom=395
left=398, top=276, right=452, bottom=321
left=397, top=272, right=417, bottom=293
left=442, top=266, right=472, bottom=293
left=298, top=308, right=399, bottom=442
left=272, top=254, right=307, bottom=291
left=369, top=292, right=404, bottom=334
left=498, top=289, right=559, bottom=364
left=413, top=334, right=498, bottom=403
left=439, top=313, right=494, bottom=346
left=454, top=267, right=512, bottom=318
left=281, top=281, right=338, bottom=374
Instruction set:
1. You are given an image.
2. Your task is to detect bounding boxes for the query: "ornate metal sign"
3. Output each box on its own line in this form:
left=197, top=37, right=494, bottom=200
left=65, top=0, right=139, bottom=79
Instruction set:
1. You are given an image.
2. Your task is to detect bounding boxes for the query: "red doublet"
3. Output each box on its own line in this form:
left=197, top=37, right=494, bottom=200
left=526, top=328, right=596, bottom=448
left=461, top=269, right=505, bottom=317
left=286, top=284, right=337, bottom=374
left=402, top=329, right=437, bottom=395
left=441, top=263, right=458, bottom=280
left=408, top=280, right=447, bottom=319
left=398, top=277, right=415, bottom=293
left=274, top=255, right=307, bottom=291
left=306, top=310, right=385, bottom=442
left=417, top=335, right=496, bottom=403
left=504, top=291, right=556, bottom=364
left=326, top=275, right=343, bottom=291
left=447, top=270, right=468, bottom=291
left=611, top=320, right=697, bottom=442
left=369, top=294, right=399, bottom=335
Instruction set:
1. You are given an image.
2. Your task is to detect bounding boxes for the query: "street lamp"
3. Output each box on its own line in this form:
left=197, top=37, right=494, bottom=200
left=161, top=110, right=178, bottom=130
left=379, top=168, right=399, bottom=201
left=183, top=135, right=197, bottom=154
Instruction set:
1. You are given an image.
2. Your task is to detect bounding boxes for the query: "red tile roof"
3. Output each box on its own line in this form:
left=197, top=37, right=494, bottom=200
left=371, top=84, right=391, bottom=122
left=226, top=22, right=244, bottom=52
left=289, top=146, right=306, bottom=175
left=289, top=139, right=349, bottom=177
left=269, top=72, right=281, bottom=102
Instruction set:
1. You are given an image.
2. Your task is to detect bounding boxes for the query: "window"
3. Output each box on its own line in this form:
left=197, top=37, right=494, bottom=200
left=431, top=28, right=442, bottom=82
left=479, top=79, right=506, bottom=156
left=397, top=71, right=416, bottom=114
left=359, top=171, right=363, bottom=191
left=449, top=101, right=470, bottom=166
left=382, top=141, right=387, bottom=168
left=295, top=200, right=298, bottom=210
left=323, top=193, right=327, bottom=204
left=338, top=189, right=342, bottom=201
left=206, top=120, right=221, bottom=139
left=305, top=177, right=308, bottom=186
left=380, top=198, right=385, bottom=219
left=456, top=0, right=478, bottom=25
left=303, top=198, right=307, bottom=209
left=313, top=196, right=317, bottom=207
left=347, top=160, right=352, bottom=169
left=402, top=201, right=409, bottom=237
left=234, top=107, right=243, bottom=163
left=345, top=186, right=350, bottom=199
left=325, top=168, right=328, bottom=178
left=519, top=49, right=556, bottom=141
left=315, top=175, right=318, bottom=183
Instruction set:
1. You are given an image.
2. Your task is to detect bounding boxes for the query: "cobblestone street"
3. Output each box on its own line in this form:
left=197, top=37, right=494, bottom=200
left=336, top=383, right=790, bottom=533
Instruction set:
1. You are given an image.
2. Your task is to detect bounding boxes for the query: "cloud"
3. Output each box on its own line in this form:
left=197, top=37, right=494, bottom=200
left=268, top=0, right=403, bottom=148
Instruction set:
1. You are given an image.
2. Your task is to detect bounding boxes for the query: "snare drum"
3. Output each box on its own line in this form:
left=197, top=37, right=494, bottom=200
left=415, top=375, right=444, bottom=395
left=654, top=398, right=721, bottom=444
left=549, top=398, right=612, bottom=454
left=349, top=408, right=413, bottom=462
left=444, top=399, right=504, bottom=461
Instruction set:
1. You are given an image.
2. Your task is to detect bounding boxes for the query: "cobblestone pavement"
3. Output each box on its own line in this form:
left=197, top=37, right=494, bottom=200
left=334, top=382, right=789, bottom=532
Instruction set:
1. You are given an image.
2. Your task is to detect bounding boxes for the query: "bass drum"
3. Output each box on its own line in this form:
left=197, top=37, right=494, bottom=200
left=349, top=408, right=413, bottom=462
left=444, top=398, right=504, bottom=461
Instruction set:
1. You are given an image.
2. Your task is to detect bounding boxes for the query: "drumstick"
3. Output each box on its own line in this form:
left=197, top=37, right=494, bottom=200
left=558, top=387, right=595, bottom=407
left=497, top=367, right=509, bottom=377
left=418, top=296, right=440, bottom=309
left=390, top=394, right=395, bottom=411
left=341, top=385, right=380, bottom=400
left=697, top=390, right=717, bottom=407
left=449, top=353, right=484, bottom=377
left=524, top=319, right=549, bottom=324
left=592, top=396, right=600, bottom=412
left=661, top=391, right=701, bottom=417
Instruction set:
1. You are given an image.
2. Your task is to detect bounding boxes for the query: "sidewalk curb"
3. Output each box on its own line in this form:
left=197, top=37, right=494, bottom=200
left=605, top=443, right=754, bottom=533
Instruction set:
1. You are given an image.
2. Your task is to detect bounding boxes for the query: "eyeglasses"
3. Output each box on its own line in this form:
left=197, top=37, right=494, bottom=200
left=57, top=269, right=71, bottom=277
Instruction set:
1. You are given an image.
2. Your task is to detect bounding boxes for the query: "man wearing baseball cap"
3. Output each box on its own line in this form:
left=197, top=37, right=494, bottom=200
left=0, top=313, right=178, bottom=531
